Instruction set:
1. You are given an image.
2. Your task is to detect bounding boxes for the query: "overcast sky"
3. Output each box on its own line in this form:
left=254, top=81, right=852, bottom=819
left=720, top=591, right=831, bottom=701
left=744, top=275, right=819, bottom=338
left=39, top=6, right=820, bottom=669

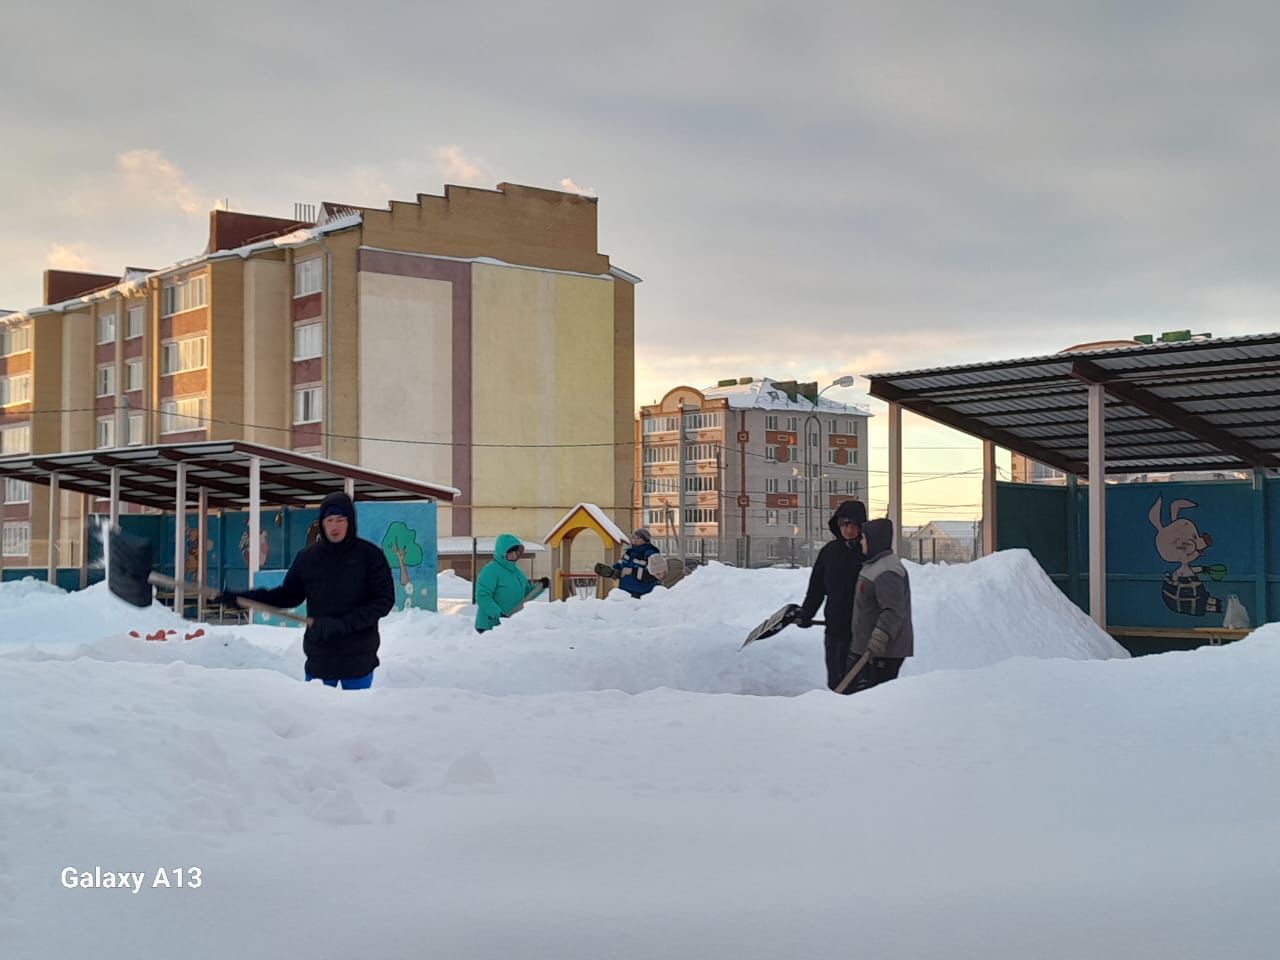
left=4, top=2, right=1277, bottom=520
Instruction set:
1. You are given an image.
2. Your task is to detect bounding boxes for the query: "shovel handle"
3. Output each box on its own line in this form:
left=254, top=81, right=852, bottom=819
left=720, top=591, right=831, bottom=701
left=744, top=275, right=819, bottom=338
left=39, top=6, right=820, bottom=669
left=147, top=573, right=313, bottom=627
left=834, top=651, right=872, bottom=694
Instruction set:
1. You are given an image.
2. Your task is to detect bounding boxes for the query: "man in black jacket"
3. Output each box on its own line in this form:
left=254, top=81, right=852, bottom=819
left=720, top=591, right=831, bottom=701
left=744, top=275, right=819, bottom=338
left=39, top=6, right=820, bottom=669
left=797, top=499, right=867, bottom=692
left=223, top=492, right=395, bottom=690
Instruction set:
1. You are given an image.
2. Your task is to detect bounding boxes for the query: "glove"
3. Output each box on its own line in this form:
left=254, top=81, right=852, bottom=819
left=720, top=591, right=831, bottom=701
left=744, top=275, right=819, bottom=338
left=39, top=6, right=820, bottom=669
left=795, top=613, right=814, bottom=628
left=867, top=628, right=890, bottom=657
left=217, top=589, right=243, bottom=610
left=536, top=577, right=551, bottom=590
left=309, top=617, right=345, bottom=643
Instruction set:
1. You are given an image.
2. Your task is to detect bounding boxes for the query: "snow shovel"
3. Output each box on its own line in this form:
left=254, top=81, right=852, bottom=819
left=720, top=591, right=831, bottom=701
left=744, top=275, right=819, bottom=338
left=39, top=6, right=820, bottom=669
left=108, top=527, right=311, bottom=626
left=834, top=651, right=872, bottom=694
left=740, top=603, right=825, bottom=650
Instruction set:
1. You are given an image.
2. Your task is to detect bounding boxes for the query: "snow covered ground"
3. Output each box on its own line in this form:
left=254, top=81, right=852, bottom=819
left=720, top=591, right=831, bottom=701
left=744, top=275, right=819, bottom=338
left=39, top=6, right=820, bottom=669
left=2, top=549, right=1277, bottom=958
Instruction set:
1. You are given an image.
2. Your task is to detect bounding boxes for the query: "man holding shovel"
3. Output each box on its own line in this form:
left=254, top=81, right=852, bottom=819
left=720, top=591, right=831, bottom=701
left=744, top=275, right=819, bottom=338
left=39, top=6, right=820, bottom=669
left=222, top=492, right=395, bottom=690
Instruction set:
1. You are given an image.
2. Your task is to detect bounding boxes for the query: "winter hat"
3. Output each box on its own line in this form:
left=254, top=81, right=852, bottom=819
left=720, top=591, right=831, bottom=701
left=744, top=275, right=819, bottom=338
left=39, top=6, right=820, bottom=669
left=318, top=491, right=356, bottom=530
left=632, top=528, right=652, bottom=543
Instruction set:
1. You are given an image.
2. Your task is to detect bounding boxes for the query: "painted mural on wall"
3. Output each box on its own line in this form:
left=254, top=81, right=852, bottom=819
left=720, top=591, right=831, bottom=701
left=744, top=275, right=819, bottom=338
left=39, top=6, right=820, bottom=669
left=1149, top=496, right=1226, bottom=617
left=250, top=500, right=438, bottom=625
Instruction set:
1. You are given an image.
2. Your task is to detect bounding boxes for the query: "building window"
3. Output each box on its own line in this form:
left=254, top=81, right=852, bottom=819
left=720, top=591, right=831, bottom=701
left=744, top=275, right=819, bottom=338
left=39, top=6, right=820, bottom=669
left=96, top=416, right=115, bottom=449
left=764, top=447, right=777, bottom=464
left=0, top=424, right=31, bottom=454
left=161, top=275, right=208, bottom=317
left=786, top=416, right=798, bottom=431
left=0, top=324, right=31, bottom=356
left=96, top=364, right=115, bottom=397
left=684, top=475, right=715, bottom=492
left=765, top=477, right=779, bottom=493
left=644, top=476, right=678, bottom=495
left=787, top=510, right=798, bottom=525
left=766, top=542, right=779, bottom=559
left=847, top=449, right=858, bottom=464
left=161, top=336, right=207, bottom=375
left=684, top=443, right=717, bottom=462
left=643, top=415, right=679, bottom=434
left=643, top=445, right=676, bottom=464
left=295, top=259, right=323, bottom=297
left=644, top=509, right=666, bottom=526
left=160, top=396, right=208, bottom=434
left=4, top=478, right=31, bottom=502
left=764, top=415, right=778, bottom=430
left=810, top=464, right=820, bottom=478
left=126, top=359, right=144, bottom=392
left=294, top=322, right=322, bottom=361
left=683, top=412, right=722, bottom=430
left=826, top=449, right=842, bottom=465
left=2, top=522, right=30, bottom=557
left=787, top=478, right=799, bottom=493
left=96, top=314, right=116, bottom=344
left=826, top=419, right=836, bottom=433
left=682, top=507, right=718, bottom=524
left=0, top=374, right=32, bottom=406
left=846, top=420, right=856, bottom=434
left=765, top=510, right=778, bottom=526
left=127, top=413, right=145, bottom=446
left=294, top=386, right=322, bottom=424
left=810, top=432, right=818, bottom=446
left=126, top=305, right=145, bottom=339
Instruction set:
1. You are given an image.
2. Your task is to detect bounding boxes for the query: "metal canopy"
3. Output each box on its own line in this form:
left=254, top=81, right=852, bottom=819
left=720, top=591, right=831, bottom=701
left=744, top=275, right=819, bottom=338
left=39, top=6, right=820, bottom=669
left=865, top=332, right=1280, bottom=476
left=0, top=440, right=460, bottom=509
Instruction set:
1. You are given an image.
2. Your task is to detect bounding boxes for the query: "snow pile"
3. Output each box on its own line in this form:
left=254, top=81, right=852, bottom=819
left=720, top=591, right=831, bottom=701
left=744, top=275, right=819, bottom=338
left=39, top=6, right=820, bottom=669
left=0, top=550, right=1125, bottom=696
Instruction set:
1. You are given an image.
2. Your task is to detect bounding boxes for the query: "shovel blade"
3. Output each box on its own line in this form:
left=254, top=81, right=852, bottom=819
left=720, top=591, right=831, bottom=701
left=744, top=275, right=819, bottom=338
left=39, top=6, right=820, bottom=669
left=108, top=528, right=155, bottom=608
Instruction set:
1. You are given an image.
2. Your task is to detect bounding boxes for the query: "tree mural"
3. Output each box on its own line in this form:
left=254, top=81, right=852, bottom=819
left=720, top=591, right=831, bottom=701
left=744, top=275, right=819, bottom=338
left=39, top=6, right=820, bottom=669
left=381, top=521, right=423, bottom=587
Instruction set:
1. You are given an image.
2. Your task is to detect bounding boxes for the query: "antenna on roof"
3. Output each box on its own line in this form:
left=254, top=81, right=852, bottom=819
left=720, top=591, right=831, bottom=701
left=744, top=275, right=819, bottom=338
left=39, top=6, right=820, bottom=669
left=295, top=202, right=317, bottom=223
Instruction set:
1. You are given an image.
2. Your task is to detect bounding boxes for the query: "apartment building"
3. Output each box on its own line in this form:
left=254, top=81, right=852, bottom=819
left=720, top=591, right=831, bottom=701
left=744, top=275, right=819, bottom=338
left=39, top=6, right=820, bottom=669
left=0, top=183, right=637, bottom=572
left=634, top=377, right=871, bottom=565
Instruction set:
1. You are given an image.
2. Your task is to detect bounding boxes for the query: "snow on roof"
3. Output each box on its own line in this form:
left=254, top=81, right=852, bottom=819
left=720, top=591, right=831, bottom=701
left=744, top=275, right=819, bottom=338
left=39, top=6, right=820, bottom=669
left=543, top=502, right=630, bottom=545
left=701, top=377, right=871, bottom=416
left=912, top=520, right=980, bottom=539
left=438, top=536, right=547, bottom=556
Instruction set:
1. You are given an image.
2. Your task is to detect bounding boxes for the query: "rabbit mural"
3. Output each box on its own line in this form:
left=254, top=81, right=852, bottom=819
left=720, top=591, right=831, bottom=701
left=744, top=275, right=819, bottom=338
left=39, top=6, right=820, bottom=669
left=1149, top=496, right=1227, bottom=617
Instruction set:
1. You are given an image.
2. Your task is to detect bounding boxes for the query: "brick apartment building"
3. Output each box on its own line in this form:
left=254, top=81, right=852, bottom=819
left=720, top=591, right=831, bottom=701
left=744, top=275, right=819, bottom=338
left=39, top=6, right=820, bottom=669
left=0, top=183, right=638, bottom=573
left=634, top=377, right=871, bottom=565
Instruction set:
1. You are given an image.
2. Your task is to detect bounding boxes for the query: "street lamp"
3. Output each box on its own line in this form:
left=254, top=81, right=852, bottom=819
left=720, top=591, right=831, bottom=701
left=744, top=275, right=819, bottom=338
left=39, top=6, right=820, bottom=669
left=803, top=375, right=858, bottom=559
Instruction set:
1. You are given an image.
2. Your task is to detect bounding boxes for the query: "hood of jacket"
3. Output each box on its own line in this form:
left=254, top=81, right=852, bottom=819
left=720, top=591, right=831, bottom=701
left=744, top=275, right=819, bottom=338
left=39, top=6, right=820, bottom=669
left=492, top=533, right=525, bottom=570
left=317, top=491, right=358, bottom=547
left=827, top=498, right=868, bottom=539
left=863, top=517, right=895, bottom=560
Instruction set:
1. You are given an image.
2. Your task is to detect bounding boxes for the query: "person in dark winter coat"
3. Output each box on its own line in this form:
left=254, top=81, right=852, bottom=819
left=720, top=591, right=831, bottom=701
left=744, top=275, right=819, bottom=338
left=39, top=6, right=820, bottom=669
left=846, top=517, right=914, bottom=694
left=221, top=492, right=395, bottom=690
left=797, top=499, right=868, bottom=691
left=613, top=528, right=662, bottom=598
left=474, top=534, right=549, bottom=632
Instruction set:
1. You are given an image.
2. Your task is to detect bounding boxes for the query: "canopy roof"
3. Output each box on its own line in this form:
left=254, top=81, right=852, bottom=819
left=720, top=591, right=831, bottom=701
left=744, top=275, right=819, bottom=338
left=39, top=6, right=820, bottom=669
left=865, top=333, right=1280, bottom=476
left=0, top=441, right=460, bottom=510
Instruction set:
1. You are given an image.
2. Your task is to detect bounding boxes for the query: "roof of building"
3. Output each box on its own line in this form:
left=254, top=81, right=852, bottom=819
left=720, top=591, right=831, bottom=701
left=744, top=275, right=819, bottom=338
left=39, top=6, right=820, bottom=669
left=437, top=537, right=547, bottom=556
left=866, top=333, right=1280, bottom=475
left=911, top=520, right=980, bottom=539
left=0, top=441, right=459, bottom=511
left=700, top=377, right=871, bottom=416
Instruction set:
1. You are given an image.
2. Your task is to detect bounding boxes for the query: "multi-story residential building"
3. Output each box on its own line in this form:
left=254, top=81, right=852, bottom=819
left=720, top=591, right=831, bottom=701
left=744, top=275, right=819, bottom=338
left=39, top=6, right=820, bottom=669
left=634, top=377, right=871, bottom=566
left=0, top=183, right=638, bottom=575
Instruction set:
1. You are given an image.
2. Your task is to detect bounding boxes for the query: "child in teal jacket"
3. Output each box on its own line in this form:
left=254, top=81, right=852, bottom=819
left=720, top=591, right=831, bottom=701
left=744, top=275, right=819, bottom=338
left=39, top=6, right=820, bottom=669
left=474, top=534, right=548, bottom=632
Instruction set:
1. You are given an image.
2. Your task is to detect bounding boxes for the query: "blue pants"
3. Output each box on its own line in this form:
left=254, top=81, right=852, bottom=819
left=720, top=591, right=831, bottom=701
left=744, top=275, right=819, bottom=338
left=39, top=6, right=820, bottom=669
left=305, top=671, right=374, bottom=690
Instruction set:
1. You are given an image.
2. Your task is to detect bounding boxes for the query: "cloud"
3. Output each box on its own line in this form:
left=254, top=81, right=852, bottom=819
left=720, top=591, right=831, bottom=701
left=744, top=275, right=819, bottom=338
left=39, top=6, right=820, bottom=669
left=559, top=177, right=597, bottom=197
left=433, top=146, right=492, bottom=186
left=46, top=243, right=93, bottom=271
left=115, top=149, right=205, bottom=215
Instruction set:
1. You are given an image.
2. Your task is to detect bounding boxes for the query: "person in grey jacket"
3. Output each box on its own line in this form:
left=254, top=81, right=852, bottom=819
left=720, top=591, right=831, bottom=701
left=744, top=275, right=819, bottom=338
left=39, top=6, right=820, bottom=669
left=845, top=517, right=913, bottom=694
